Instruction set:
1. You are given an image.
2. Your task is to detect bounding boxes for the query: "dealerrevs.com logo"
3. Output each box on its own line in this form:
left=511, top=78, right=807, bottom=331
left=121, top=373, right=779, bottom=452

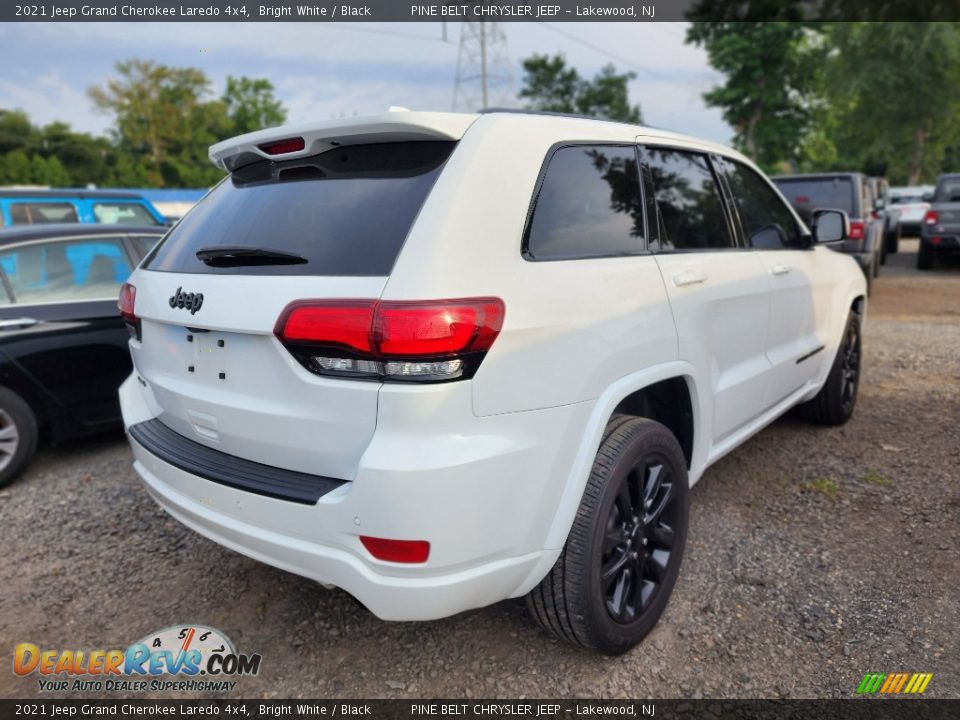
left=13, top=625, right=261, bottom=693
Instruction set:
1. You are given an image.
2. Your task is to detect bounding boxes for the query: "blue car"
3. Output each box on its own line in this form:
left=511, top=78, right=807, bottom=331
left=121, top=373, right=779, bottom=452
left=0, top=189, right=165, bottom=227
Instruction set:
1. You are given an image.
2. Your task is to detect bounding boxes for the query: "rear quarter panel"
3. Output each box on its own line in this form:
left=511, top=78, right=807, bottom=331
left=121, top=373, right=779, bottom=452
left=382, top=115, right=678, bottom=417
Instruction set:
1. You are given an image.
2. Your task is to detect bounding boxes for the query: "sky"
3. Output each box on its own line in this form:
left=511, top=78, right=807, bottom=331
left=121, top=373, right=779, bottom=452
left=0, top=22, right=732, bottom=145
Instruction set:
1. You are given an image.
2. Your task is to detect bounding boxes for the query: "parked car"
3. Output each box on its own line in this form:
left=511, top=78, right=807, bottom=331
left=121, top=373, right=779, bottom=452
left=0, top=223, right=165, bottom=487
left=773, top=172, right=884, bottom=293
left=867, top=176, right=901, bottom=261
left=0, top=189, right=165, bottom=227
left=889, top=185, right=935, bottom=237
left=918, top=173, right=960, bottom=269
left=119, top=111, right=866, bottom=655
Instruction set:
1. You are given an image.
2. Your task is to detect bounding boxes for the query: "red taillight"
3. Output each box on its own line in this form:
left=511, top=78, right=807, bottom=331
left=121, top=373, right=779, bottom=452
left=274, top=297, right=505, bottom=383
left=118, top=283, right=140, bottom=341
left=360, top=536, right=430, bottom=564
left=258, top=137, right=306, bottom=155
left=277, top=300, right=376, bottom=353
left=118, top=282, right=136, bottom=320
left=374, top=299, right=505, bottom=357
left=848, top=220, right=865, bottom=240
left=924, top=210, right=939, bottom=225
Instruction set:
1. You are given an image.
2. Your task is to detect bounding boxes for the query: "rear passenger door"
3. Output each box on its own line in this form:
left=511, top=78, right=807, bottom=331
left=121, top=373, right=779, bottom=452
left=715, top=156, right=835, bottom=404
left=641, top=146, right=773, bottom=448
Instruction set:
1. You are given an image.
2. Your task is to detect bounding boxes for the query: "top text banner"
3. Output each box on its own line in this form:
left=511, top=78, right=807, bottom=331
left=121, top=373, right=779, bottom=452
left=6, top=0, right=695, bottom=22
left=7, top=0, right=956, bottom=22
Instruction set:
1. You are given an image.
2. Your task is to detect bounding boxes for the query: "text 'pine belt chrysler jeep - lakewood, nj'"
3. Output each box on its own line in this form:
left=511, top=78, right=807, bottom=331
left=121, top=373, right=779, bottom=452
left=119, top=110, right=866, bottom=654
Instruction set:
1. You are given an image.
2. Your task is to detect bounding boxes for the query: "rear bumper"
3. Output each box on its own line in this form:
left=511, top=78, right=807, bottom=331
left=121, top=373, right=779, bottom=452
left=921, top=234, right=960, bottom=250
left=120, top=373, right=590, bottom=620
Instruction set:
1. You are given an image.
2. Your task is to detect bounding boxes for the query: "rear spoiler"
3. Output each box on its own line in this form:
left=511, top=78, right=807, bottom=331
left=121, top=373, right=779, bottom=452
left=209, top=111, right=479, bottom=172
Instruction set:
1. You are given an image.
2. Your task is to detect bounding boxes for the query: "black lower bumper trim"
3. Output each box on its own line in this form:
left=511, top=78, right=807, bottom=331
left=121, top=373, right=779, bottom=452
left=128, top=419, right=347, bottom=505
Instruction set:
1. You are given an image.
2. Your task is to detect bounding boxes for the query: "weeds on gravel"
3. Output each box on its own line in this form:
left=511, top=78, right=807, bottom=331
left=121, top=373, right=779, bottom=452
left=801, top=477, right=841, bottom=498
left=862, top=470, right=890, bottom=486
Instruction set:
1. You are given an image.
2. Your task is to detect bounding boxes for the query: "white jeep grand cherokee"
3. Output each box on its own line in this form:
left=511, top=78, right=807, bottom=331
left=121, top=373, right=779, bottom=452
left=119, top=110, right=865, bottom=654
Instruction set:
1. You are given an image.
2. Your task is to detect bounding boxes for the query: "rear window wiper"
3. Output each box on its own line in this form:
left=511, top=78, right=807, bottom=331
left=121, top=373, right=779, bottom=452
left=196, top=246, right=308, bottom=267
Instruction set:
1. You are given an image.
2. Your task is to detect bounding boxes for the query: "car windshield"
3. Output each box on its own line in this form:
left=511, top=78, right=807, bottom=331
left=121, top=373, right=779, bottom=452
left=774, top=177, right=856, bottom=223
left=934, top=178, right=960, bottom=203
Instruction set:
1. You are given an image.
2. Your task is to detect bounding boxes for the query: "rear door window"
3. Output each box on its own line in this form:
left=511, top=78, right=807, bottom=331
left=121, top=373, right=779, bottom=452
left=644, top=148, right=734, bottom=250
left=10, top=202, right=79, bottom=225
left=524, top=144, right=644, bottom=260
left=145, top=141, right=455, bottom=277
left=0, top=236, right=133, bottom=304
left=774, top=178, right=856, bottom=224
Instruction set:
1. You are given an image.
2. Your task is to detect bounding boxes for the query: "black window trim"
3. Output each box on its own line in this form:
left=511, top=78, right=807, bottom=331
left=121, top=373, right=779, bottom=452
left=521, top=141, right=651, bottom=263
left=637, top=143, right=743, bottom=254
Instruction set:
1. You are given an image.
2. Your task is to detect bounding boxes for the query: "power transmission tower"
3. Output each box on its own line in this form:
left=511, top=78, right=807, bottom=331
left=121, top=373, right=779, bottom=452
left=452, top=21, right=513, bottom=112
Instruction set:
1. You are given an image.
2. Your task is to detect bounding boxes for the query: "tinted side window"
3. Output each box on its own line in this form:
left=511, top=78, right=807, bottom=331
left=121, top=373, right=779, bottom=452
left=717, top=157, right=802, bottom=249
left=10, top=202, right=79, bottom=225
left=934, top=177, right=960, bottom=202
left=645, top=148, right=733, bottom=250
left=0, top=236, right=132, bottom=304
left=525, top=145, right=643, bottom=260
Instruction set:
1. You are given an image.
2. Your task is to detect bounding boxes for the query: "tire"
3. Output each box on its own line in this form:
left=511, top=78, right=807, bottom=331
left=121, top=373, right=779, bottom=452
left=526, top=416, right=689, bottom=655
left=0, top=386, right=38, bottom=488
left=917, top=241, right=935, bottom=270
left=797, top=312, right=861, bottom=426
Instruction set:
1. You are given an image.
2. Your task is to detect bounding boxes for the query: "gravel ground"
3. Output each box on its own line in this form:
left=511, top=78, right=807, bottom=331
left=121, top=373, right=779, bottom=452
left=1, top=240, right=957, bottom=700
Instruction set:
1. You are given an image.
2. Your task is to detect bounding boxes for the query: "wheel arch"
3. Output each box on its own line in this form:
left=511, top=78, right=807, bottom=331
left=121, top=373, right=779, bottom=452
left=549, top=362, right=704, bottom=547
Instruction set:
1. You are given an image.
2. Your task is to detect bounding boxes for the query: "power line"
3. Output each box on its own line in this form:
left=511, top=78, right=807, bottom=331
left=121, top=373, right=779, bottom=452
left=318, top=23, right=451, bottom=43
left=536, top=22, right=675, bottom=83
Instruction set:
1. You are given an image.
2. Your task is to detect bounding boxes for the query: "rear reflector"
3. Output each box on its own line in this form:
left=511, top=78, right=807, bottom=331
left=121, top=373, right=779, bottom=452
left=275, top=297, right=505, bottom=383
left=930, top=236, right=942, bottom=245
left=360, top=536, right=430, bottom=563
left=258, top=137, right=306, bottom=155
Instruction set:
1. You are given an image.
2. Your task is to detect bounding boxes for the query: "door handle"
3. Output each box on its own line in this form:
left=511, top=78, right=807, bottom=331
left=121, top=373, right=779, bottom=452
left=770, top=263, right=792, bottom=276
left=0, top=317, right=38, bottom=329
left=672, top=270, right=708, bottom=287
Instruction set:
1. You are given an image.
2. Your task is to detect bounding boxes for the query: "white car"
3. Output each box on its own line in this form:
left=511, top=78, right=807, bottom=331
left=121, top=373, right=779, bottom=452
left=890, top=185, right=935, bottom=236
left=119, top=110, right=866, bottom=654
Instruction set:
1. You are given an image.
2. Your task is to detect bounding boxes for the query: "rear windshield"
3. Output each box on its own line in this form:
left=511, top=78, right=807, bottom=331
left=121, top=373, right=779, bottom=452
left=774, top=178, right=856, bottom=222
left=145, top=141, right=455, bottom=276
left=934, top=178, right=960, bottom=203
left=93, top=202, right=160, bottom=225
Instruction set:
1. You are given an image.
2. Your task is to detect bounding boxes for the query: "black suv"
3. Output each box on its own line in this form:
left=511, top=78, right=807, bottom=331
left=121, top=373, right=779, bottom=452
left=0, top=223, right=165, bottom=486
left=918, top=173, right=960, bottom=270
left=773, top=173, right=885, bottom=292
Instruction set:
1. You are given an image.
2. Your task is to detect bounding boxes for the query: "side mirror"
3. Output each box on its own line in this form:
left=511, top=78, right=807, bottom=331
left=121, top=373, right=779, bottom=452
left=811, top=209, right=849, bottom=243
left=874, top=199, right=886, bottom=211
left=922, top=192, right=934, bottom=202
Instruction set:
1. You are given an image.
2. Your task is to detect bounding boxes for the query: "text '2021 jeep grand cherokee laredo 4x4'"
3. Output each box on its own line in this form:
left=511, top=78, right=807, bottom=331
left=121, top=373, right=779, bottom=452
left=119, top=111, right=866, bottom=655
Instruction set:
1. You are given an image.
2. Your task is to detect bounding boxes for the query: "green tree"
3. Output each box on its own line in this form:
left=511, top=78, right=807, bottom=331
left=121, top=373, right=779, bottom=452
left=686, top=21, right=823, bottom=170
left=88, top=59, right=230, bottom=187
left=820, top=22, right=960, bottom=184
left=223, top=76, right=287, bottom=135
left=518, top=54, right=642, bottom=124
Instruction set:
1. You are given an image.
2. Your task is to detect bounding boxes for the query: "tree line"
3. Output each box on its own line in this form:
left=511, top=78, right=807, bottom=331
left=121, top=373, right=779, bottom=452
left=1, top=23, right=957, bottom=189
left=686, top=21, right=960, bottom=183
left=0, top=60, right=286, bottom=188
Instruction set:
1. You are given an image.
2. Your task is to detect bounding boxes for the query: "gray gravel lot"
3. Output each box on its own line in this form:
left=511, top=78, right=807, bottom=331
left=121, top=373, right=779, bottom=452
left=1, top=240, right=957, bottom=700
